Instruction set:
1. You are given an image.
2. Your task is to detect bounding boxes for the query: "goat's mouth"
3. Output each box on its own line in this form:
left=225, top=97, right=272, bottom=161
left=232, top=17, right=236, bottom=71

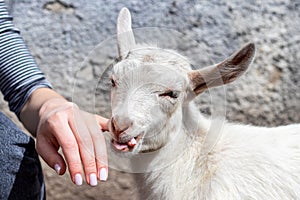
left=111, top=134, right=143, bottom=152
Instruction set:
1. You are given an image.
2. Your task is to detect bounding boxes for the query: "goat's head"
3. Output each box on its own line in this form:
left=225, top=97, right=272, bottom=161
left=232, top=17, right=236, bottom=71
left=109, top=8, right=255, bottom=153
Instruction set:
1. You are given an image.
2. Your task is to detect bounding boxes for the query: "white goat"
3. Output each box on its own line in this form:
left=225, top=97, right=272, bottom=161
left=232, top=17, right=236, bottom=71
left=108, top=8, right=300, bottom=200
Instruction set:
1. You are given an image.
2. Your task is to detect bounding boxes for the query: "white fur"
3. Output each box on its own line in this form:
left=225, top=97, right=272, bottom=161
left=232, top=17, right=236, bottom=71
left=110, top=8, right=300, bottom=200
left=134, top=104, right=300, bottom=200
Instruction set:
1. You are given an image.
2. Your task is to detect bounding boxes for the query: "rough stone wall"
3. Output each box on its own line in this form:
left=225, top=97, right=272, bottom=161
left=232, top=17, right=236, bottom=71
left=1, top=0, right=299, bottom=199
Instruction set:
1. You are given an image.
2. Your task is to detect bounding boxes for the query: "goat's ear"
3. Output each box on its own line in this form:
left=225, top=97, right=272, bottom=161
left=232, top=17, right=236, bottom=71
left=188, top=43, right=255, bottom=95
left=117, top=7, right=136, bottom=59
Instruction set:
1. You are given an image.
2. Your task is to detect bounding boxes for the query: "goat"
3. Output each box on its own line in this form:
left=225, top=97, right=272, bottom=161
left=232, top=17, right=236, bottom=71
left=108, top=8, right=300, bottom=200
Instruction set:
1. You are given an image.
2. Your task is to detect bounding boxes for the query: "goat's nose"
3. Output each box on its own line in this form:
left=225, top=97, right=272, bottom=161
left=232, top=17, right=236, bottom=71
left=110, top=116, right=132, bottom=138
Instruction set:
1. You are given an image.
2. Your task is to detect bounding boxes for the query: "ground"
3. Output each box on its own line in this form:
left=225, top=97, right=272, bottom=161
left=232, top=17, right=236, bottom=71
left=1, top=0, right=299, bottom=199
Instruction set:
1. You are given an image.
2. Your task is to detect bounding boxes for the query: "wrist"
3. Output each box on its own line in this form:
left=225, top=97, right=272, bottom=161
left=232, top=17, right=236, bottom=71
left=20, top=88, right=66, bottom=136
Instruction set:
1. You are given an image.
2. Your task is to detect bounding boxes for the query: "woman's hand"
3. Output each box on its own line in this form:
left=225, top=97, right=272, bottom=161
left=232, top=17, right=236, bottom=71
left=20, top=88, right=108, bottom=186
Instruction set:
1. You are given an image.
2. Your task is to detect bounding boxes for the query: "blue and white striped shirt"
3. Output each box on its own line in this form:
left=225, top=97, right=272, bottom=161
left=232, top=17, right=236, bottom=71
left=0, top=1, right=52, bottom=117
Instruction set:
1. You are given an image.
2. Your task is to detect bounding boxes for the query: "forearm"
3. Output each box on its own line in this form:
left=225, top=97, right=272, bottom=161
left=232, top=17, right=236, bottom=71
left=1, top=1, right=109, bottom=185
left=19, top=88, right=67, bottom=136
left=0, top=1, right=52, bottom=118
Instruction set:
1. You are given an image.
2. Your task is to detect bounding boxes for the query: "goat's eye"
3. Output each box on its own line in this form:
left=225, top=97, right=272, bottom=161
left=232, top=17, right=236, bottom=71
left=159, top=91, right=179, bottom=99
left=111, top=79, right=116, bottom=87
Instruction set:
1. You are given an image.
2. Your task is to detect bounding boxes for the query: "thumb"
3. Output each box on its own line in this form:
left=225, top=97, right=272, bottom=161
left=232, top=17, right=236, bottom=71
left=95, top=114, right=109, bottom=131
left=36, top=135, right=66, bottom=175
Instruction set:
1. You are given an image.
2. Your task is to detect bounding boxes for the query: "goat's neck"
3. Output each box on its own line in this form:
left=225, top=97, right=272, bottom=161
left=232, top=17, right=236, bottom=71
left=135, top=103, right=211, bottom=200
left=143, top=102, right=210, bottom=168
left=182, top=102, right=210, bottom=137
left=155, top=102, right=209, bottom=162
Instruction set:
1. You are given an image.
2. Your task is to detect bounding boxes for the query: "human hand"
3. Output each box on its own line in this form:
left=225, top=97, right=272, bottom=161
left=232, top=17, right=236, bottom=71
left=36, top=98, right=108, bottom=186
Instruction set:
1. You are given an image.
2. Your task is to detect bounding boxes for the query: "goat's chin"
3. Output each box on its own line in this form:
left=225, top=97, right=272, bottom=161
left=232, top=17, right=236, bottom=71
left=138, top=138, right=167, bottom=153
left=137, top=128, right=173, bottom=153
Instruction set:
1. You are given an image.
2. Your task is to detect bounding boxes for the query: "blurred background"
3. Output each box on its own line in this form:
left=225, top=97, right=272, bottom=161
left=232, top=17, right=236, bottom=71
left=1, top=0, right=299, bottom=199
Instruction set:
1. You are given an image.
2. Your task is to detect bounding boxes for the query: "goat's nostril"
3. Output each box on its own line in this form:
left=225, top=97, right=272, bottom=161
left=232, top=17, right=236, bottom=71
left=110, top=116, right=132, bottom=137
left=118, top=127, right=130, bottom=136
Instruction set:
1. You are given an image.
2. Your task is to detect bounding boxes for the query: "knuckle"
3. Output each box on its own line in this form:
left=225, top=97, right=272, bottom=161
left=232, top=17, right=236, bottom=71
left=51, top=111, right=65, bottom=121
left=96, top=156, right=108, bottom=167
left=71, top=102, right=79, bottom=109
left=83, top=159, right=97, bottom=172
left=61, top=140, right=78, bottom=151
left=77, top=137, right=92, bottom=147
left=46, top=112, right=65, bottom=129
left=68, top=161, right=82, bottom=172
left=95, top=148, right=108, bottom=165
left=65, top=102, right=78, bottom=112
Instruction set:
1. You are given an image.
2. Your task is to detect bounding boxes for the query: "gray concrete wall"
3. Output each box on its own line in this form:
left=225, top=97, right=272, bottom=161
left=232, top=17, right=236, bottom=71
left=1, top=0, right=299, bottom=199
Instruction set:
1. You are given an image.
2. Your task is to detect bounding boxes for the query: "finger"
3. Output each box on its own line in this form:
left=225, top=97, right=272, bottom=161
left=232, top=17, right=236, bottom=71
left=95, top=114, right=109, bottom=131
left=36, top=134, right=66, bottom=175
left=70, top=109, right=98, bottom=186
left=92, top=130, right=108, bottom=181
left=54, top=123, right=84, bottom=186
left=84, top=113, right=108, bottom=181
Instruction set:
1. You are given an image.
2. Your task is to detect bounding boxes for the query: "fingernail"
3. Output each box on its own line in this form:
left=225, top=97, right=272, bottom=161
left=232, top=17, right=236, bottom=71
left=100, top=168, right=107, bottom=181
left=74, top=173, right=82, bottom=186
left=54, top=163, right=61, bottom=175
left=89, top=173, right=97, bottom=186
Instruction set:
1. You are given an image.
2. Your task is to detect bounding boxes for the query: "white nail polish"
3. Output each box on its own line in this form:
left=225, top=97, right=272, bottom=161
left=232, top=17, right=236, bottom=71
left=74, top=174, right=83, bottom=186
left=54, top=163, right=61, bottom=174
left=89, top=173, right=98, bottom=186
left=100, top=168, right=107, bottom=181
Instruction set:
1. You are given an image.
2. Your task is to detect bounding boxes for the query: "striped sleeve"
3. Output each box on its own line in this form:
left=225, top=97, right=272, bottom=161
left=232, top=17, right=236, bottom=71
left=0, top=1, right=52, bottom=117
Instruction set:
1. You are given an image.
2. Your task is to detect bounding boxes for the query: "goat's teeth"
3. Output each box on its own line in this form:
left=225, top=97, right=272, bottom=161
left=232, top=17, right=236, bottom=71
left=131, top=138, right=137, bottom=144
left=128, top=138, right=137, bottom=147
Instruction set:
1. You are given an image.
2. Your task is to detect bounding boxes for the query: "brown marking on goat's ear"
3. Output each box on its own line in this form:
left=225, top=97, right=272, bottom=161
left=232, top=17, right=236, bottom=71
left=188, top=71, right=208, bottom=94
left=188, top=43, right=256, bottom=95
left=117, top=7, right=136, bottom=59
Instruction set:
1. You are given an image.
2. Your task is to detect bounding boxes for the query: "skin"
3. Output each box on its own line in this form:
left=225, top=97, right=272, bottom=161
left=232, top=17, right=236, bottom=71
left=19, top=87, right=109, bottom=186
